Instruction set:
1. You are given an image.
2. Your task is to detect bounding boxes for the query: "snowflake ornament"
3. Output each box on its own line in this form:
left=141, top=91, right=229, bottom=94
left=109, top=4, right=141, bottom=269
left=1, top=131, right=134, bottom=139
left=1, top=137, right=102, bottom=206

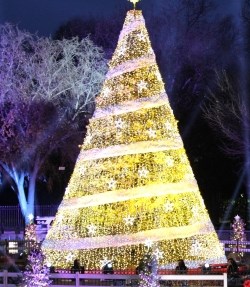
left=118, top=45, right=127, bottom=56
left=137, top=31, right=146, bottom=41
left=79, top=166, right=85, bottom=175
left=84, top=134, right=93, bottom=145
left=138, top=167, right=149, bottom=178
left=191, top=206, right=200, bottom=218
left=102, top=87, right=111, bottom=98
left=147, top=128, right=157, bottom=138
left=115, top=118, right=125, bottom=130
left=165, top=121, right=172, bottom=131
left=100, top=257, right=112, bottom=268
left=65, top=253, right=74, bottom=262
left=87, top=224, right=97, bottom=235
left=155, top=70, right=162, bottom=81
left=191, top=240, right=202, bottom=255
left=144, top=239, right=154, bottom=248
left=189, top=206, right=201, bottom=224
left=164, top=201, right=174, bottom=212
left=137, top=80, right=148, bottom=92
left=154, top=248, right=164, bottom=260
left=124, top=215, right=135, bottom=226
left=165, top=156, right=174, bottom=167
left=65, top=187, right=69, bottom=195
left=108, top=178, right=117, bottom=190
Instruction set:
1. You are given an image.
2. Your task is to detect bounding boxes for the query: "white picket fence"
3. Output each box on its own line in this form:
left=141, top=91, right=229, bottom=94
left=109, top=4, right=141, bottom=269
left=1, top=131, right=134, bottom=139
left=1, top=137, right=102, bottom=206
left=0, top=271, right=229, bottom=287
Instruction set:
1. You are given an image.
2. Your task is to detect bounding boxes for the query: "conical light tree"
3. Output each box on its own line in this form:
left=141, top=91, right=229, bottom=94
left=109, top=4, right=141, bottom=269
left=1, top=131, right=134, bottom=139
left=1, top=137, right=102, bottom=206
left=42, top=8, right=226, bottom=270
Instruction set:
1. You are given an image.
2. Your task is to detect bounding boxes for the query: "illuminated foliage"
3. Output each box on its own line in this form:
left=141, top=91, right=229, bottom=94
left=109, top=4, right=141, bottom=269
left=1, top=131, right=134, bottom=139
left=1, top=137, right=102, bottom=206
left=22, top=250, right=52, bottom=287
left=0, top=23, right=106, bottom=223
left=230, top=215, right=246, bottom=253
left=42, top=10, right=225, bottom=270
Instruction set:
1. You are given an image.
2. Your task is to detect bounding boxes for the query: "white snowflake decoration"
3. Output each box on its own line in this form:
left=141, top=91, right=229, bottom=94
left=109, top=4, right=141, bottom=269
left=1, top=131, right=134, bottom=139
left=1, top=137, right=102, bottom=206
left=118, top=45, right=127, bottom=56
left=189, top=206, right=201, bottom=224
left=79, top=166, right=85, bottom=175
left=137, top=31, right=146, bottom=41
left=165, top=156, right=174, bottom=167
left=65, top=187, right=69, bottom=195
left=137, top=80, right=148, bottom=92
left=124, top=215, right=135, bottom=226
left=144, top=239, right=154, bottom=248
left=147, top=128, right=157, bottom=138
left=115, top=118, right=125, bottom=130
left=107, top=178, right=117, bottom=190
left=120, top=167, right=128, bottom=178
left=138, top=167, right=149, bottom=178
left=191, top=240, right=202, bottom=255
left=87, top=224, right=97, bottom=235
left=165, top=121, right=172, bottom=131
left=84, top=134, right=93, bottom=145
left=191, top=206, right=200, bottom=217
left=154, top=248, right=163, bottom=260
left=65, top=253, right=74, bottom=262
left=102, top=87, right=111, bottom=98
left=164, top=201, right=174, bottom=212
left=100, top=257, right=112, bottom=268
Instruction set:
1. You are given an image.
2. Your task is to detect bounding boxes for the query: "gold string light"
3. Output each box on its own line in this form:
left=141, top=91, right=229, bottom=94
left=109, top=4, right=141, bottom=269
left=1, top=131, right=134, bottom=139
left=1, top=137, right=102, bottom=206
left=42, top=10, right=225, bottom=270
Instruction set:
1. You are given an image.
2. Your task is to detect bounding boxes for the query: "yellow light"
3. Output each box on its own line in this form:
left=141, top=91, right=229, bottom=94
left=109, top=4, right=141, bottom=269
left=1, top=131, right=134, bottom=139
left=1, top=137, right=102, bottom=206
left=42, top=9, right=226, bottom=270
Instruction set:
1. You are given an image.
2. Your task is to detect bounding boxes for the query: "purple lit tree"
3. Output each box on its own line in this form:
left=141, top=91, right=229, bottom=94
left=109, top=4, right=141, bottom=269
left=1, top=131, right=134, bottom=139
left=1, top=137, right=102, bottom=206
left=231, top=215, right=246, bottom=253
left=22, top=250, right=52, bottom=287
left=138, top=254, right=159, bottom=287
left=0, top=24, right=107, bottom=223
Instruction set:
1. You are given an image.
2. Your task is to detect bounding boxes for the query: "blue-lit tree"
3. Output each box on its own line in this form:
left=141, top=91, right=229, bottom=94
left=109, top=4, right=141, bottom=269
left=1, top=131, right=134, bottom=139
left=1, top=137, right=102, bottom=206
left=0, top=24, right=107, bottom=223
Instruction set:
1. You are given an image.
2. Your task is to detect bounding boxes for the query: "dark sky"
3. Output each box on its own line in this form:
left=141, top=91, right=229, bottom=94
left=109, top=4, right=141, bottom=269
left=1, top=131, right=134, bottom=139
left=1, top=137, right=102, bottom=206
left=0, top=0, right=243, bottom=36
left=0, top=0, right=130, bottom=36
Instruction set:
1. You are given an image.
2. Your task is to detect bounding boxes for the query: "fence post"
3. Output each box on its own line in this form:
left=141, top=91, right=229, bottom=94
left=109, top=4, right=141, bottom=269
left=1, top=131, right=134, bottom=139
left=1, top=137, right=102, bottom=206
left=3, top=270, right=8, bottom=287
left=76, top=272, right=80, bottom=287
left=223, top=273, right=227, bottom=287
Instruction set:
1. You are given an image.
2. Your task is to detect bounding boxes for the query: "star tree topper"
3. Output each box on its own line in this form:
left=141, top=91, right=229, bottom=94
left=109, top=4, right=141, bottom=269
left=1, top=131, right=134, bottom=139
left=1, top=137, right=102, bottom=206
left=128, top=0, right=141, bottom=9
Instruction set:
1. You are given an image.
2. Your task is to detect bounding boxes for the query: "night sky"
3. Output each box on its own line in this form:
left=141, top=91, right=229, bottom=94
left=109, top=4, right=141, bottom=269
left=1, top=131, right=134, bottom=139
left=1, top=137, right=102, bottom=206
left=0, top=0, right=242, bottom=36
left=0, top=0, right=246, bottom=225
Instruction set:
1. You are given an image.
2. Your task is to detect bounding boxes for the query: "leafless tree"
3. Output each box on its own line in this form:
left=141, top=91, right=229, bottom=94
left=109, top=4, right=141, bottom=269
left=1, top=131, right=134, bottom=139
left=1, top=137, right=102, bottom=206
left=203, top=70, right=249, bottom=158
left=0, top=23, right=107, bottom=222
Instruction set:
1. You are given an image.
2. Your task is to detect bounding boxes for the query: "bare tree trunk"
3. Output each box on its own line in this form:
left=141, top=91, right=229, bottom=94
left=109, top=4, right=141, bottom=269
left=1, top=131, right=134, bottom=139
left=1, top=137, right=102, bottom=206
left=26, top=158, right=41, bottom=224
left=0, top=161, right=28, bottom=220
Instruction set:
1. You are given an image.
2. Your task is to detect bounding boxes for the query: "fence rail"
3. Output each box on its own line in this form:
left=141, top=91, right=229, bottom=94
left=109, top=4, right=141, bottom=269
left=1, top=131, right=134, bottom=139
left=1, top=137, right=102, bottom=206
left=0, top=205, right=59, bottom=232
left=0, top=271, right=229, bottom=287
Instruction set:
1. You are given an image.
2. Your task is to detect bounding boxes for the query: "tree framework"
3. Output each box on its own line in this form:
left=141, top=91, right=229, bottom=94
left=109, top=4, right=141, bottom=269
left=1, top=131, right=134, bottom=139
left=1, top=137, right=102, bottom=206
left=43, top=10, right=225, bottom=270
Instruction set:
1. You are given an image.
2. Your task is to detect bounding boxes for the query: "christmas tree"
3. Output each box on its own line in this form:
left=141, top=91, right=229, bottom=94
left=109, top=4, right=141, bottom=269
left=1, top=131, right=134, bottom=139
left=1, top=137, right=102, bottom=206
left=138, top=254, right=160, bottom=287
left=25, top=216, right=40, bottom=252
left=230, top=215, right=246, bottom=254
left=21, top=250, right=52, bottom=287
left=22, top=218, right=52, bottom=287
left=42, top=6, right=226, bottom=270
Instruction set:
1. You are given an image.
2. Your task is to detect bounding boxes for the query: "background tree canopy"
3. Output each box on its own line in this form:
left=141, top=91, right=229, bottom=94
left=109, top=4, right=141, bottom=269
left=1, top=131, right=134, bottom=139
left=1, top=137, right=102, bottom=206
left=0, top=23, right=107, bottom=222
